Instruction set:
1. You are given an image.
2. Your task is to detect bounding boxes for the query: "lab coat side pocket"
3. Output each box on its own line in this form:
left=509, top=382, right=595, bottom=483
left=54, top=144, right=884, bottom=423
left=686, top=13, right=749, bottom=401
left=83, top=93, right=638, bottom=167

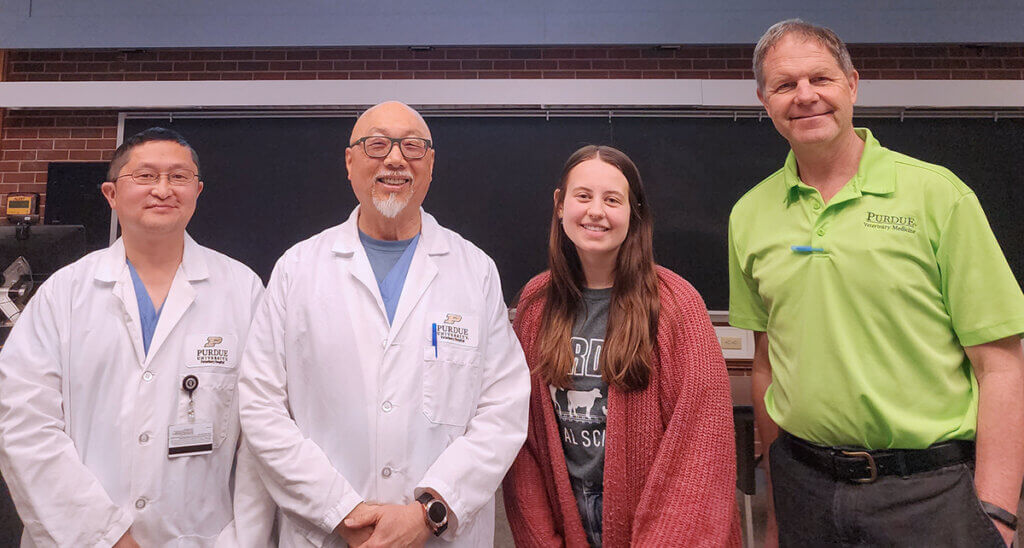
left=421, top=346, right=482, bottom=427
left=177, top=371, right=238, bottom=449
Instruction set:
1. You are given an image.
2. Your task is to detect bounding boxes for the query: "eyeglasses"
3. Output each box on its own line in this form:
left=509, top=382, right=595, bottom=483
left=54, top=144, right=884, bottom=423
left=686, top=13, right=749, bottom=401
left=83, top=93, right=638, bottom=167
left=116, top=168, right=198, bottom=186
left=348, top=136, right=432, bottom=160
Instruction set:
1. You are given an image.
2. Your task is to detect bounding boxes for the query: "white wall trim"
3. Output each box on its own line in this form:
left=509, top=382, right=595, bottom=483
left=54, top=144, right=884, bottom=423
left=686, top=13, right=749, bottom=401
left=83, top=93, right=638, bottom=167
left=2, top=79, right=1023, bottom=110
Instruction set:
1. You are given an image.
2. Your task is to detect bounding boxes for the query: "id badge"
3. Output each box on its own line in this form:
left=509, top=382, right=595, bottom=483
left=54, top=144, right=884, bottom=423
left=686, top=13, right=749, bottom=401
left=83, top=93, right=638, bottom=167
left=168, top=422, right=214, bottom=458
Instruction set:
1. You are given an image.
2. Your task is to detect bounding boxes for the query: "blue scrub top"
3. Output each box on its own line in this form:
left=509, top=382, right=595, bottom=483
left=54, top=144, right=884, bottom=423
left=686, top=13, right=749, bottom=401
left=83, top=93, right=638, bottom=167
left=127, top=260, right=163, bottom=355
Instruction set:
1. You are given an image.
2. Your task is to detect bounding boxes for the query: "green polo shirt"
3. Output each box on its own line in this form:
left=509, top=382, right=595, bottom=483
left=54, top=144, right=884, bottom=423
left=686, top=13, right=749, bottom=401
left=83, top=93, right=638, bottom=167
left=728, top=128, right=1024, bottom=449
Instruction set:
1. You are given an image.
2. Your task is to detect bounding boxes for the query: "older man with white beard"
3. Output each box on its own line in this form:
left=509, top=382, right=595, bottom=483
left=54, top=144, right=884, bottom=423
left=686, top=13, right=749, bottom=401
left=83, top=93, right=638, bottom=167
left=236, top=101, right=531, bottom=547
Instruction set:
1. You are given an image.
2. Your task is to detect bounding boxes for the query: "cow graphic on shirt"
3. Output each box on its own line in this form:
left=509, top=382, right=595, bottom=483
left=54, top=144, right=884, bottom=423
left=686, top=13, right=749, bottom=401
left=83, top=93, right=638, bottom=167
left=550, top=336, right=607, bottom=425
left=566, top=388, right=602, bottom=418
left=551, top=387, right=606, bottom=423
left=551, top=336, right=608, bottom=447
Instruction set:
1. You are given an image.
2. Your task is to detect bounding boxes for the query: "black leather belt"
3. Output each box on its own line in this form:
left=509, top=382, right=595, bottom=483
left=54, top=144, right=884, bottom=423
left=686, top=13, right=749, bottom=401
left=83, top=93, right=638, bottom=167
left=780, top=431, right=975, bottom=484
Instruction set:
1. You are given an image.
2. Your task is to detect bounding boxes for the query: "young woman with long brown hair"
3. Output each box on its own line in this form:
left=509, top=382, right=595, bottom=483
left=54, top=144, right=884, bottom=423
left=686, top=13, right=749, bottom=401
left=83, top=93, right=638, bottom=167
left=502, top=145, right=740, bottom=547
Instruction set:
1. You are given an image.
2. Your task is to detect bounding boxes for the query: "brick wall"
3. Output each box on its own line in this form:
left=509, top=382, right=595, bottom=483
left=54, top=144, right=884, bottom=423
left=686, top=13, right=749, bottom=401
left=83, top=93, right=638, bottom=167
left=2, top=43, right=1022, bottom=218
left=5, top=45, right=1024, bottom=81
left=0, top=111, right=117, bottom=219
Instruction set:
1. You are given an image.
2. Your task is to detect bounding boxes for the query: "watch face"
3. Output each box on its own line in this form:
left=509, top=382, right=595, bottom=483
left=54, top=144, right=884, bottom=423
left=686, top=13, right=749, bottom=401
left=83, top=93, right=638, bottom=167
left=427, top=500, right=447, bottom=523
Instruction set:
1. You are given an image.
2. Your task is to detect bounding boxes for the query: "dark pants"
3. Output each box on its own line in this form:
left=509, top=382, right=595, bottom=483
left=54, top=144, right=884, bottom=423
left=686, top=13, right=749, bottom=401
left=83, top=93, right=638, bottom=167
left=770, top=433, right=1007, bottom=547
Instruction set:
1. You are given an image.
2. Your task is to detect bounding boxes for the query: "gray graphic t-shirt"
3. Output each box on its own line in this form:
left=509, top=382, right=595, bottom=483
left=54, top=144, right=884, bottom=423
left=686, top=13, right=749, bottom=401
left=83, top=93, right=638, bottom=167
left=551, top=287, right=610, bottom=547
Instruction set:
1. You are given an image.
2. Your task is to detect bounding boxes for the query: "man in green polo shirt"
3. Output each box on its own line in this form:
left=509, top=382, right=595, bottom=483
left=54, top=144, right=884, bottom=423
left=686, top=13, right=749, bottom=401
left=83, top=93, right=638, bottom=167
left=729, top=19, right=1024, bottom=547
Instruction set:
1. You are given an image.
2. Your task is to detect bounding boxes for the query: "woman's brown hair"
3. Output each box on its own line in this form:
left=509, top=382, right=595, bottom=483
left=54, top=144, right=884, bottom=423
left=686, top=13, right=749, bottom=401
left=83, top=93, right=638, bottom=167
left=529, top=145, right=660, bottom=392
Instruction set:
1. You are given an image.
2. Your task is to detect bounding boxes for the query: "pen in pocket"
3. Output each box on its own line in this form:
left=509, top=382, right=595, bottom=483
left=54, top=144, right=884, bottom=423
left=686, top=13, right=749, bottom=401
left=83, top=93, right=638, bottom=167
left=431, top=323, right=438, bottom=358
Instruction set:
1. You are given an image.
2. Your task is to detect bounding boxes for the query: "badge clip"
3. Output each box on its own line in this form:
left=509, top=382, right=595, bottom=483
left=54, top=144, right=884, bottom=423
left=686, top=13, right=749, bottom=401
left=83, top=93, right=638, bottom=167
left=182, top=374, right=198, bottom=423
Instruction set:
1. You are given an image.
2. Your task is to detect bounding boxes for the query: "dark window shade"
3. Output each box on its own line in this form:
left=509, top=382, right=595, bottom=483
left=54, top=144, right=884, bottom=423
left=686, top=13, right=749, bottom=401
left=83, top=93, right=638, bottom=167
left=117, top=116, right=1024, bottom=310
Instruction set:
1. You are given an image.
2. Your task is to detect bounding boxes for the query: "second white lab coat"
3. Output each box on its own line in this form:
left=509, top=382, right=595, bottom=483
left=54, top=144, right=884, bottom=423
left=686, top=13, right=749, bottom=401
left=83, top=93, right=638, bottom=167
left=0, top=236, right=264, bottom=547
left=238, top=207, right=530, bottom=547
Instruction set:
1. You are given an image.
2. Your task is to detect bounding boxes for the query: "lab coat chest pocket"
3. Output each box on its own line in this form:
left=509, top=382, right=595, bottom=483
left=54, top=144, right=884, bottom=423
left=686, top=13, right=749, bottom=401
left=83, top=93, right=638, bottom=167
left=177, top=371, right=238, bottom=449
left=422, top=346, right=482, bottom=427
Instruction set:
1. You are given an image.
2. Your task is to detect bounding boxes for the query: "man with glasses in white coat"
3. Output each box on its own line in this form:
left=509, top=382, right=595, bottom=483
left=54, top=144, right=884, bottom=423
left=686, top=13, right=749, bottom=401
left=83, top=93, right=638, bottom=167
left=0, top=128, right=265, bottom=546
left=238, top=101, right=530, bottom=547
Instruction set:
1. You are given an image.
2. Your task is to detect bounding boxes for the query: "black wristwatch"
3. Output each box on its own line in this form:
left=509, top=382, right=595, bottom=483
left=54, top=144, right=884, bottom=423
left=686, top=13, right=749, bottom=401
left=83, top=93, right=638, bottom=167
left=416, top=492, right=449, bottom=536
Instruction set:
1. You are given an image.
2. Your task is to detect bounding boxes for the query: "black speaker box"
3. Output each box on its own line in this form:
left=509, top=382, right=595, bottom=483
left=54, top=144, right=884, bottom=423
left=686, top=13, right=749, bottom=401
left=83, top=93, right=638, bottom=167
left=44, top=162, right=111, bottom=253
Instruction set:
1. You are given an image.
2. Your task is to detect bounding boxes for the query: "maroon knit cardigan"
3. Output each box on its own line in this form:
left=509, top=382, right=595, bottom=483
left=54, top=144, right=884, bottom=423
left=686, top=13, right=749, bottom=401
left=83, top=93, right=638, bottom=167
left=502, top=267, right=741, bottom=547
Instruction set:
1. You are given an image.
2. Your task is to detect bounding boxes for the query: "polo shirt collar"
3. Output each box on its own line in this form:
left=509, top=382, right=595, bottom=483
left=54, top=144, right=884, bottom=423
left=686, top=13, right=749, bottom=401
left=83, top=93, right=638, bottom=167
left=782, top=128, right=896, bottom=203
left=853, top=129, right=896, bottom=196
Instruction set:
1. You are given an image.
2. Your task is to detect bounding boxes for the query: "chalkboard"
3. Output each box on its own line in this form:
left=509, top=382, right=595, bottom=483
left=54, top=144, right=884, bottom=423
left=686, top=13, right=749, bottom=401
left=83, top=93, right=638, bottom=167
left=123, top=115, right=1024, bottom=311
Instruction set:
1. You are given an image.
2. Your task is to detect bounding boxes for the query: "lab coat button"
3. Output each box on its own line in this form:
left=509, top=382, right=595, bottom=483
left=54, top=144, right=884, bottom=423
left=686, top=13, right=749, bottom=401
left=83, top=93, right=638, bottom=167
left=142, top=371, right=154, bottom=382
left=138, top=433, right=149, bottom=444
left=382, top=401, right=393, bottom=412
left=381, top=466, right=392, bottom=478
left=135, top=498, right=146, bottom=509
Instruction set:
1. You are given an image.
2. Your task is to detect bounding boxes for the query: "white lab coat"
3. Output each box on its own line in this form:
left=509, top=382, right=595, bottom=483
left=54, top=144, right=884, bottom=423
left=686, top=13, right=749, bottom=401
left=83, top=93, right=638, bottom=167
left=0, top=236, right=264, bottom=547
left=238, top=207, right=530, bottom=547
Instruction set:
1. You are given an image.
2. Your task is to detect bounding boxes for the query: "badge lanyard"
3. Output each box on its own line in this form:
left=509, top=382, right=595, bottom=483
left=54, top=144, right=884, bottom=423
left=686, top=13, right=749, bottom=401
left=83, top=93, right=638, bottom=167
left=182, top=374, right=198, bottom=423
left=168, top=374, right=213, bottom=458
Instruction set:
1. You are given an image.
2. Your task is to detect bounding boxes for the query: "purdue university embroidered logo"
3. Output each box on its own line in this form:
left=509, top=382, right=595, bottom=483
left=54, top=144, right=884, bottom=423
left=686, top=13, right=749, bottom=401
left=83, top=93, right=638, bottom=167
left=196, top=336, right=229, bottom=366
left=437, top=313, right=470, bottom=344
left=863, top=211, right=917, bottom=234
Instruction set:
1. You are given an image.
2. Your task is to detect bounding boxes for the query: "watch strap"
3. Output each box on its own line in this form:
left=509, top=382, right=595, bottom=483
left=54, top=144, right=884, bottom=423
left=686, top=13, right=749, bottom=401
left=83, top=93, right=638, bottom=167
left=433, top=512, right=449, bottom=536
left=980, top=500, right=1018, bottom=531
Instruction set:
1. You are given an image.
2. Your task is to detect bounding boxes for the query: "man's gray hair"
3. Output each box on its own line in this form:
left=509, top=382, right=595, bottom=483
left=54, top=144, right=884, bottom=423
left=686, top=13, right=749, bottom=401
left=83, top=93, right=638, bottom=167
left=753, top=19, right=855, bottom=91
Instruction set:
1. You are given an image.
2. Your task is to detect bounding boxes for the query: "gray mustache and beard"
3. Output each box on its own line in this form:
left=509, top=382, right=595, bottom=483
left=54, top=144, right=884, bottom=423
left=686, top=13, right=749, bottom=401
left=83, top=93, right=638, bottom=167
left=372, top=169, right=414, bottom=219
